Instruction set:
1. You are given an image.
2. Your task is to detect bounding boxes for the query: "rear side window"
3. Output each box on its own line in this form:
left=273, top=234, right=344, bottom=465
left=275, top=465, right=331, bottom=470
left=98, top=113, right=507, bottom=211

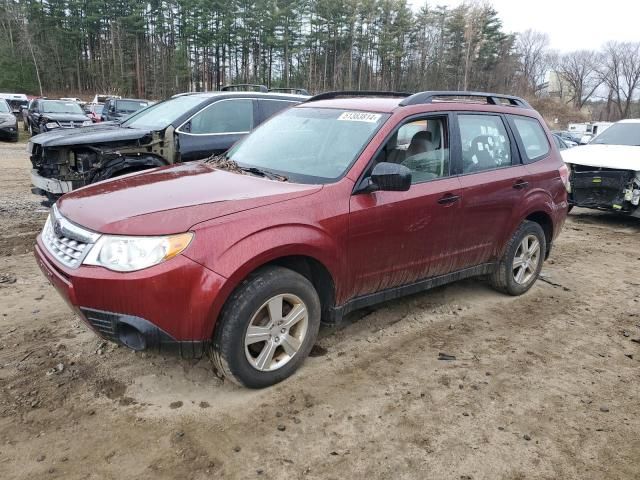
left=458, top=114, right=512, bottom=174
left=259, top=100, right=297, bottom=121
left=511, top=116, right=550, bottom=163
left=188, top=99, right=253, bottom=134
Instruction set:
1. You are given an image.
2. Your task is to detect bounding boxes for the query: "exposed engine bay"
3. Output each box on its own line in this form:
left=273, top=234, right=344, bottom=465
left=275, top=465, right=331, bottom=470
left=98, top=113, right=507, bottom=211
left=29, top=127, right=176, bottom=197
left=568, top=164, right=640, bottom=216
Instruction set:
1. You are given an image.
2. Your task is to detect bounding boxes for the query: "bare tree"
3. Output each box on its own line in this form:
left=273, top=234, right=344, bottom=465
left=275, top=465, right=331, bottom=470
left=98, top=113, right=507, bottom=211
left=515, top=29, right=549, bottom=94
left=600, top=41, right=640, bottom=119
left=555, top=50, right=602, bottom=109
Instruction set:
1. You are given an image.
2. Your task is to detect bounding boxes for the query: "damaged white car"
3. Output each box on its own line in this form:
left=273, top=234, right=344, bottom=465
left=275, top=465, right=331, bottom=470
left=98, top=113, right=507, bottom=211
left=562, top=119, right=640, bottom=217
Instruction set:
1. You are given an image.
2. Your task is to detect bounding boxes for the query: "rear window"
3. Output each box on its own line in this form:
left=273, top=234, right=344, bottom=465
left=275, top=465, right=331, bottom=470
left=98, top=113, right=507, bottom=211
left=511, top=116, right=550, bottom=162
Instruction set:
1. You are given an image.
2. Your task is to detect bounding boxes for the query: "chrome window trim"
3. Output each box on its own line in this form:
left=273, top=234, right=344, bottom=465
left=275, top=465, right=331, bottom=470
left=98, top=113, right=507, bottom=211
left=176, top=97, right=254, bottom=137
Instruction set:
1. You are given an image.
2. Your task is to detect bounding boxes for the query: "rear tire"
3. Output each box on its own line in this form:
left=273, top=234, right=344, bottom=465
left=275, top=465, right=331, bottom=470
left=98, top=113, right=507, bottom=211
left=211, top=266, right=321, bottom=388
left=490, top=220, right=546, bottom=296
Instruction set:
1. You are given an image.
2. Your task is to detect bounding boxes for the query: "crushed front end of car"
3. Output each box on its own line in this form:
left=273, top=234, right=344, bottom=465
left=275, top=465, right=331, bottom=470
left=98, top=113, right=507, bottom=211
left=568, top=165, right=640, bottom=216
left=29, top=126, right=176, bottom=198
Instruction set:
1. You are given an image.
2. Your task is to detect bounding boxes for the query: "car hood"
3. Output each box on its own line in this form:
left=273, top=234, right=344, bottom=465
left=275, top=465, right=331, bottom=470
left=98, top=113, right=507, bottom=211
left=561, top=144, right=640, bottom=171
left=30, top=123, right=151, bottom=147
left=57, top=162, right=322, bottom=235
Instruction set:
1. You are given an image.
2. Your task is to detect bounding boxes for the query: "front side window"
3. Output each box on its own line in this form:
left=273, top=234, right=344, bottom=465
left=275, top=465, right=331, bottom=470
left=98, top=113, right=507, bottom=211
left=374, top=117, right=450, bottom=183
left=459, top=114, right=512, bottom=173
left=187, top=99, right=253, bottom=134
left=511, top=116, right=550, bottom=162
left=227, top=107, right=388, bottom=183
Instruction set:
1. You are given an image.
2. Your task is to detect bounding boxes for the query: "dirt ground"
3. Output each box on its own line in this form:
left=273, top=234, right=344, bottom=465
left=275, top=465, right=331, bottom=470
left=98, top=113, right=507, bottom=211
left=0, top=139, right=638, bottom=480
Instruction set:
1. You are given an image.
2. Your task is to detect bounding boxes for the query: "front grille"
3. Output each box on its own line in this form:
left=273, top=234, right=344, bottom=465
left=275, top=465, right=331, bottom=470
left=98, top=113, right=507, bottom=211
left=41, top=205, right=101, bottom=269
left=58, top=121, right=81, bottom=128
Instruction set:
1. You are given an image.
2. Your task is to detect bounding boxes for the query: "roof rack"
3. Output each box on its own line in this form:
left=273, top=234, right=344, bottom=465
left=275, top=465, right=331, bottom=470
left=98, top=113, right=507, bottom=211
left=268, top=87, right=310, bottom=96
left=307, top=90, right=413, bottom=103
left=400, top=91, right=531, bottom=108
left=221, top=84, right=269, bottom=93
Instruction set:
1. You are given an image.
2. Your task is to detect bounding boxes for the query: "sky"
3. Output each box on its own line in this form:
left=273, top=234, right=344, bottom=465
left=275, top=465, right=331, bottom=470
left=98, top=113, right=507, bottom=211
left=409, top=0, right=640, bottom=52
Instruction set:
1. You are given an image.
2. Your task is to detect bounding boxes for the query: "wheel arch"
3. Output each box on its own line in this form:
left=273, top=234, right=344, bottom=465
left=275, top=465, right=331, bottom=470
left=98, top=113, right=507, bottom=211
left=206, top=251, right=339, bottom=340
left=524, top=210, right=553, bottom=258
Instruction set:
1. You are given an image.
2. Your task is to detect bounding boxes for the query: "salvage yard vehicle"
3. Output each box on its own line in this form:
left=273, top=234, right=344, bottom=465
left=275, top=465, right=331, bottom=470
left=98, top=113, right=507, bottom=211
left=26, top=99, right=92, bottom=136
left=0, top=92, right=29, bottom=116
left=101, top=97, right=150, bottom=122
left=563, top=119, right=640, bottom=217
left=0, top=99, right=19, bottom=142
left=28, top=89, right=308, bottom=198
left=84, top=103, right=104, bottom=123
left=35, top=90, right=569, bottom=388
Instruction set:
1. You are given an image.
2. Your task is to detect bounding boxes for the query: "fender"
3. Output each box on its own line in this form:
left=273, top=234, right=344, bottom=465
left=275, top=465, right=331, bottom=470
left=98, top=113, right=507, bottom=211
left=498, top=186, right=556, bottom=258
left=185, top=222, right=345, bottom=339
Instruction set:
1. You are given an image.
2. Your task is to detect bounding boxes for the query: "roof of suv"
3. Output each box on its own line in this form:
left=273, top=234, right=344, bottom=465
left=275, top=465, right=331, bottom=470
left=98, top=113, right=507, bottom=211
left=298, top=90, right=534, bottom=115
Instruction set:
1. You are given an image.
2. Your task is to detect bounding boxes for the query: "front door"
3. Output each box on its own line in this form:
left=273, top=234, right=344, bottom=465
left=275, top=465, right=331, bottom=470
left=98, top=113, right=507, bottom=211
left=347, top=114, right=463, bottom=298
left=178, top=98, right=256, bottom=162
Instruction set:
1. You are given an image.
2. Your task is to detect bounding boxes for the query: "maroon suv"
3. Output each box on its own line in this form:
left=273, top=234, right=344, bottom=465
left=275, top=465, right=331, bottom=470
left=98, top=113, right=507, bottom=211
left=35, top=91, right=569, bottom=388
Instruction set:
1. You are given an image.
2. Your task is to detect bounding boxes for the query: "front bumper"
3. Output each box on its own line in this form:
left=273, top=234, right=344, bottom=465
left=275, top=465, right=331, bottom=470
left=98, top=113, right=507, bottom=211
left=31, top=169, right=74, bottom=195
left=35, top=238, right=227, bottom=358
left=0, top=124, right=18, bottom=141
left=568, top=167, right=640, bottom=214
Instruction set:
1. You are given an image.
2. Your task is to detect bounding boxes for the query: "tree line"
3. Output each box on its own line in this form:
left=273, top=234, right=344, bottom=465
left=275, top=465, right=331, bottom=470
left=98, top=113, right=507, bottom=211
left=0, top=0, right=638, bottom=121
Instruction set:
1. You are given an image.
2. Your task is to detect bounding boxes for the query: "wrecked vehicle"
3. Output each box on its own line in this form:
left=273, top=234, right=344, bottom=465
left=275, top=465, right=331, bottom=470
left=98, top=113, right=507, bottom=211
left=0, top=99, right=19, bottom=142
left=563, top=119, right=640, bottom=217
left=35, top=90, right=568, bottom=388
left=29, top=90, right=308, bottom=198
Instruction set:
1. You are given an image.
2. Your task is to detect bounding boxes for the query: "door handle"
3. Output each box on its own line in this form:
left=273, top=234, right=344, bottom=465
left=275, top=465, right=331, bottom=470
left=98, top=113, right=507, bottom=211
left=513, top=179, right=529, bottom=190
left=437, top=193, right=460, bottom=205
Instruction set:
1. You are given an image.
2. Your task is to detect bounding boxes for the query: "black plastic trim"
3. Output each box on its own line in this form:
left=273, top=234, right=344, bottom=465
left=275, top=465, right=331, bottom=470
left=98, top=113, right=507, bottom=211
left=79, top=308, right=206, bottom=359
left=325, top=263, right=495, bottom=324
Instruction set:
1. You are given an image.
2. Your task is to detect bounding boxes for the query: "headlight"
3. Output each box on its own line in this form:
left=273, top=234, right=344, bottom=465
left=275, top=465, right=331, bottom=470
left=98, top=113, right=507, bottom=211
left=83, top=233, right=193, bottom=272
left=45, top=122, right=60, bottom=129
left=82, top=120, right=92, bottom=126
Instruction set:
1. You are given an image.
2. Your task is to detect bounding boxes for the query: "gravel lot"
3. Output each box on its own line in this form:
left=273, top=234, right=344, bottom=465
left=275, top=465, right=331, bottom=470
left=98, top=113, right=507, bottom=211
left=0, top=140, right=639, bottom=480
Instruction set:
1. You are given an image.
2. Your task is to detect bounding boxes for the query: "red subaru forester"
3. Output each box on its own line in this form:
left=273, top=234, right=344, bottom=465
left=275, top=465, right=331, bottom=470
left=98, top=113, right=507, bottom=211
left=35, top=91, right=569, bottom=388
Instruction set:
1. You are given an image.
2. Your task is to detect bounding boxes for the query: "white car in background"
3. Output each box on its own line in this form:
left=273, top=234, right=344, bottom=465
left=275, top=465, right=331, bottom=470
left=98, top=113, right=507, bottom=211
left=562, top=119, right=640, bottom=217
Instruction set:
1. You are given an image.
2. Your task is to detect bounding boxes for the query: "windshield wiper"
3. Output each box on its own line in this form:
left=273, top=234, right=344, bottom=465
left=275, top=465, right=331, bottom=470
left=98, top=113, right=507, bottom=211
left=205, top=154, right=287, bottom=181
left=239, top=166, right=288, bottom=182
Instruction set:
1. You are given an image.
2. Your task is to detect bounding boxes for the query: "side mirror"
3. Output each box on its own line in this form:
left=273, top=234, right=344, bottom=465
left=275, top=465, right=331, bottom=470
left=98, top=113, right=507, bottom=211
left=368, top=162, right=412, bottom=192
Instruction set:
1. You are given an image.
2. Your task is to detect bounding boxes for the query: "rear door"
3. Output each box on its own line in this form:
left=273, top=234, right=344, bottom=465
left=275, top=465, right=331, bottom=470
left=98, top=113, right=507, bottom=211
left=454, top=113, right=529, bottom=268
left=348, top=113, right=464, bottom=297
left=177, top=98, right=256, bottom=162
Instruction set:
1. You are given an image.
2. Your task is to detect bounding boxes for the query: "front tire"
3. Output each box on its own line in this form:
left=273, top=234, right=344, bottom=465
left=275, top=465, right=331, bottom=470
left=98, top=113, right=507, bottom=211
left=490, top=220, right=546, bottom=296
left=211, top=266, right=321, bottom=388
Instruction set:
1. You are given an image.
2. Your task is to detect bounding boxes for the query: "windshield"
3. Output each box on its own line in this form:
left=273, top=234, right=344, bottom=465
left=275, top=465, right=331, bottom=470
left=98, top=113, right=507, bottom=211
left=0, top=100, right=9, bottom=113
left=93, top=105, right=104, bottom=114
left=122, top=95, right=204, bottom=130
left=591, top=123, right=640, bottom=146
left=228, top=108, right=388, bottom=183
left=117, top=100, right=148, bottom=113
left=42, top=101, right=84, bottom=114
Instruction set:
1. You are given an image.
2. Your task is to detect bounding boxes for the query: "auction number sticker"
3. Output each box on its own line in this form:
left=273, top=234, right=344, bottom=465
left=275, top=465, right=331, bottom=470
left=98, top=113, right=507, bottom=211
left=338, top=112, right=382, bottom=123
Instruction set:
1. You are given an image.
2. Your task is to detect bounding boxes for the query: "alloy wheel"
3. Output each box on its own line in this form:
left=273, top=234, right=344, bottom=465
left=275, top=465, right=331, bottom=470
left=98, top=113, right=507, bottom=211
left=512, top=234, right=541, bottom=285
left=244, top=293, right=309, bottom=372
